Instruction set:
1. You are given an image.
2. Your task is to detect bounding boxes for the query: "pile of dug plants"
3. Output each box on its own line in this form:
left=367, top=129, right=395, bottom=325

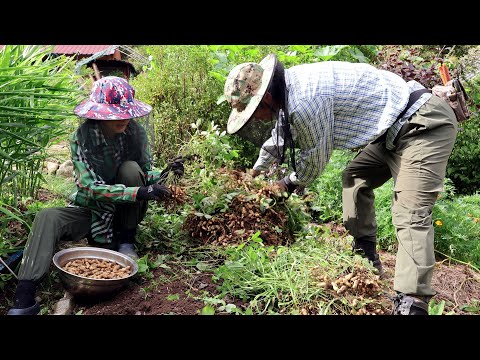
left=183, top=168, right=302, bottom=247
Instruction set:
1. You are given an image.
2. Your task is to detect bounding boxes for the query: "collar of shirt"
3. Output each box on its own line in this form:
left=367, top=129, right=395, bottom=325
left=90, top=121, right=109, bottom=147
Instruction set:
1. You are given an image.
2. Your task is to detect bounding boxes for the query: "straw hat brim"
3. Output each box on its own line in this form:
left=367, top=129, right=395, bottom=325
left=226, top=54, right=277, bottom=134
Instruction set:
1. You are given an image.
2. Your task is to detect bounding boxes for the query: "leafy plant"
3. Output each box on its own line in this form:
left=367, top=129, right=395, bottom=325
left=460, top=299, right=480, bottom=314
left=136, top=254, right=158, bottom=279
left=374, top=45, right=443, bottom=88
left=433, top=192, right=480, bottom=268
left=0, top=45, right=81, bottom=203
left=131, top=45, right=229, bottom=163
left=181, top=120, right=239, bottom=171
left=200, top=305, right=216, bottom=315
left=212, top=227, right=379, bottom=315
left=428, top=298, right=454, bottom=315
left=446, top=115, right=480, bottom=195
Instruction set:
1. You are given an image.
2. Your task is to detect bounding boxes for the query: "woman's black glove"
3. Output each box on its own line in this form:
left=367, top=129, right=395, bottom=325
left=160, top=156, right=185, bottom=179
left=137, top=184, right=172, bottom=201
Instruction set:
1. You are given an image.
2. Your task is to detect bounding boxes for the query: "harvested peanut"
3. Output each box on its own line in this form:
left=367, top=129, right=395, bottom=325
left=62, top=258, right=131, bottom=279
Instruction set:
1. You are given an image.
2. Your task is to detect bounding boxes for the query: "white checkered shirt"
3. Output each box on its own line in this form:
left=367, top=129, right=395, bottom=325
left=253, top=61, right=431, bottom=187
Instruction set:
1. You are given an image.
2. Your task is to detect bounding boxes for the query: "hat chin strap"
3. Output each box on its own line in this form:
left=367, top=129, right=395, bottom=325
left=276, top=88, right=295, bottom=172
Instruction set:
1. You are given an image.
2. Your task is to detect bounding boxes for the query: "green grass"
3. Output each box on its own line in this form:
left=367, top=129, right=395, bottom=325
left=40, top=174, right=76, bottom=200
left=211, top=226, right=384, bottom=315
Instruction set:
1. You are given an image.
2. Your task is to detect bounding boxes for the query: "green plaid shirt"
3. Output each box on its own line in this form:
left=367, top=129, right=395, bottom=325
left=69, top=120, right=161, bottom=244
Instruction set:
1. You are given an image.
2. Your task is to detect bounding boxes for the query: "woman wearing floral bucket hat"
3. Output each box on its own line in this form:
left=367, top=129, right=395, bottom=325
left=7, top=76, right=184, bottom=315
left=224, top=54, right=458, bottom=315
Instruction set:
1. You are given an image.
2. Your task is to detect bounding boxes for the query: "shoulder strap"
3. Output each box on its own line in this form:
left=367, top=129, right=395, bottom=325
left=282, top=88, right=296, bottom=172
left=397, top=88, right=432, bottom=120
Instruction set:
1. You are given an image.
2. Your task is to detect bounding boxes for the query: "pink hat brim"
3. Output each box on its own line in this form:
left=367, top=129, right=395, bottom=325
left=74, top=99, right=152, bottom=120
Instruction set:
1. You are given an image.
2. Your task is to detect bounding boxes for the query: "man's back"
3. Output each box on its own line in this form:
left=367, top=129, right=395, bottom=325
left=285, top=61, right=411, bottom=149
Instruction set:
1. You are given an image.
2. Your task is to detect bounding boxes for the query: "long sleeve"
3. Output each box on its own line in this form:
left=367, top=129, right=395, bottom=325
left=288, top=97, right=335, bottom=187
left=253, top=123, right=281, bottom=171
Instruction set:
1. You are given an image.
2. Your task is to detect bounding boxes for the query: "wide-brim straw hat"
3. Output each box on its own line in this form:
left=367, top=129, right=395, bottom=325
left=224, top=54, right=277, bottom=134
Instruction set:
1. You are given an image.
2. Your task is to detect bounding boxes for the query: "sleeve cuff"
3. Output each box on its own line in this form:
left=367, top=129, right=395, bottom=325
left=288, top=172, right=300, bottom=185
left=283, top=175, right=299, bottom=193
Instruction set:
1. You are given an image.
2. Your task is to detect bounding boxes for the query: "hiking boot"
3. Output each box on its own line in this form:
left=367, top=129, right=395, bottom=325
left=118, top=243, right=139, bottom=261
left=352, top=237, right=383, bottom=275
left=7, top=301, right=40, bottom=315
left=392, top=293, right=429, bottom=315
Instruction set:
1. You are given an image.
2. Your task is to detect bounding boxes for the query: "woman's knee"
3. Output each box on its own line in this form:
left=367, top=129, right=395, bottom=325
left=33, top=207, right=63, bottom=224
left=117, top=161, right=144, bottom=186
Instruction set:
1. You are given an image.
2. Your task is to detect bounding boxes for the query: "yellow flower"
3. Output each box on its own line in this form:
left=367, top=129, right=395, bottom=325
left=435, top=220, right=443, bottom=226
left=474, top=218, right=479, bottom=223
left=468, top=213, right=473, bottom=217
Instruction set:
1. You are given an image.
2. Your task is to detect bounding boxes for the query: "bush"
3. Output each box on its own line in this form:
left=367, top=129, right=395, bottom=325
left=131, top=46, right=229, bottom=165
left=433, top=192, right=480, bottom=268
left=446, top=115, right=480, bottom=195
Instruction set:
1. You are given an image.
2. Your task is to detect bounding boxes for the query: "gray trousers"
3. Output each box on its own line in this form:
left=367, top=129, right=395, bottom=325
left=19, top=161, right=147, bottom=282
left=342, top=95, right=458, bottom=296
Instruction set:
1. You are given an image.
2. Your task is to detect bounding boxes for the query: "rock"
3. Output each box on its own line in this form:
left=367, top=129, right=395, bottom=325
left=57, top=160, right=74, bottom=178
left=45, top=161, right=60, bottom=175
left=52, top=292, right=75, bottom=315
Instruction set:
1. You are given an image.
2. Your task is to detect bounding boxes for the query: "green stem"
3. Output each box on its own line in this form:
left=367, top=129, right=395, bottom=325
left=434, top=249, right=480, bottom=273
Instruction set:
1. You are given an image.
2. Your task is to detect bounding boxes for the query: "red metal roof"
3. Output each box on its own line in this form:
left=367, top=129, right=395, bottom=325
left=0, top=45, right=116, bottom=56
left=52, top=45, right=115, bottom=55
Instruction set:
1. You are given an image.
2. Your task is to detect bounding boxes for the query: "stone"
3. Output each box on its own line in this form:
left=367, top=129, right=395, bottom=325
left=52, top=292, right=75, bottom=315
left=45, top=161, right=60, bottom=175
left=57, top=160, right=74, bottom=178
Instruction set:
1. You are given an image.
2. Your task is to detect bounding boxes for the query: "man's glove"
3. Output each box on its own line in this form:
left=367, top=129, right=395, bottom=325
left=277, top=176, right=299, bottom=194
left=160, top=156, right=185, bottom=179
left=137, top=184, right=172, bottom=201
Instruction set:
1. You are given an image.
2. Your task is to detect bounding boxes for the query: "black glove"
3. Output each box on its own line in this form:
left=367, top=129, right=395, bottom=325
left=137, top=184, right=172, bottom=201
left=160, top=155, right=185, bottom=179
left=277, top=177, right=299, bottom=194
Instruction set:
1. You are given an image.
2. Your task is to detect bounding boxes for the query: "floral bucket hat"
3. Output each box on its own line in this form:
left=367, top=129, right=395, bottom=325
left=74, top=76, right=152, bottom=120
left=224, top=54, right=277, bottom=134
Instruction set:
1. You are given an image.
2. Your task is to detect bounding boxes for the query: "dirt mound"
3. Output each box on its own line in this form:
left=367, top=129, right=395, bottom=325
left=80, top=266, right=221, bottom=315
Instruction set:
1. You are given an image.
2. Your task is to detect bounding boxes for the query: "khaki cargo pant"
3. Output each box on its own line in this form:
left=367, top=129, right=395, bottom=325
left=342, top=95, right=458, bottom=296
left=18, top=161, right=148, bottom=282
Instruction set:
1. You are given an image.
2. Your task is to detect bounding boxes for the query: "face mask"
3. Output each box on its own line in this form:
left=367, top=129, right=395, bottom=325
left=237, top=110, right=291, bottom=166
left=236, top=115, right=277, bottom=149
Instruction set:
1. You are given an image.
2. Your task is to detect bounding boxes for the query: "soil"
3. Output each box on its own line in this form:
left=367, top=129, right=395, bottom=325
left=1, top=155, right=478, bottom=315
left=78, top=265, right=223, bottom=315
left=68, top=248, right=480, bottom=315
left=1, top=235, right=479, bottom=316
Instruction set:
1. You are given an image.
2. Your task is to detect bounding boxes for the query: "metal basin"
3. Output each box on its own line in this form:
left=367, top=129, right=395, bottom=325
left=52, top=247, right=138, bottom=300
